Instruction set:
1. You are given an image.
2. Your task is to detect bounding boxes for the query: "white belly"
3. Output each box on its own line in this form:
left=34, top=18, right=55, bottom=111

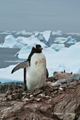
left=26, top=53, right=46, bottom=90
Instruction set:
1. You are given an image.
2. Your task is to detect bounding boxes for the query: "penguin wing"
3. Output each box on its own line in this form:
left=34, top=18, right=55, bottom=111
left=11, top=61, right=29, bottom=74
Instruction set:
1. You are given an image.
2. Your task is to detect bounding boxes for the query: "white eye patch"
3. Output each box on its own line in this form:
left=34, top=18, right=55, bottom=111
left=34, top=45, right=36, bottom=49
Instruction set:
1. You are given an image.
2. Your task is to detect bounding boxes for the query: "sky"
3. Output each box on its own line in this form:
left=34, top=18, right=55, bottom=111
left=0, top=0, right=80, bottom=33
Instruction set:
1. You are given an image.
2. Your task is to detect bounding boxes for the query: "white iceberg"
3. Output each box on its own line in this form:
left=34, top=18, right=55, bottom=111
left=54, top=36, right=76, bottom=44
left=65, top=36, right=76, bottom=44
left=0, top=35, right=16, bottom=48
left=54, top=37, right=66, bottom=44
left=52, top=30, right=62, bottom=35
left=16, top=30, right=32, bottom=36
left=0, top=35, right=28, bottom=48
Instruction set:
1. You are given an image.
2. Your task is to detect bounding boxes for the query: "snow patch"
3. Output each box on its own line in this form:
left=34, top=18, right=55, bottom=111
left=51, top=44, right=65, bottom=51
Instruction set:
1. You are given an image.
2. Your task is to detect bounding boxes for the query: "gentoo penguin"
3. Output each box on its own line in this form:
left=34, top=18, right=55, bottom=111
left=11, top=44, right=48, bottom=90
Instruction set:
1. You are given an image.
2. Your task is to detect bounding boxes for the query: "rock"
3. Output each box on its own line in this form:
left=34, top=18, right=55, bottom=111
left=51, top=74, right=80, bottom=86
left=5, top=87, right=24, bottom=100
left=0, top=80, right=80, bottom=120
left=0, top=82, right=24, bottom=93
left=53, top=71, right=72, bottom=81
left=7, top=94, right=12, bottom=100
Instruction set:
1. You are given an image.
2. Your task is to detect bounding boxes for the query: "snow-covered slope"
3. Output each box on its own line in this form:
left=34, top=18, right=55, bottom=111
left=50, top=44, right=65, bottom=51
left=0, top=30, right=80, bottom=83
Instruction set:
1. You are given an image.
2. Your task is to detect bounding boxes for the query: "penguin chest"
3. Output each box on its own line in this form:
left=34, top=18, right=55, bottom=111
left=27, top=53, right=46, bottom=90
left=32, top=53, right=46, bottom=70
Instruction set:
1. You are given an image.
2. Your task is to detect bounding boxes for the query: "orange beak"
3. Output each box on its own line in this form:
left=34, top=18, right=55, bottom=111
left=39, top=47, right=43, bottom=50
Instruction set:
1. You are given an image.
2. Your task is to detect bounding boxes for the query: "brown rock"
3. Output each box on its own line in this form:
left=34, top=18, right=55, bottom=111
left=0, top=80, right=80, bottom=120
left=53, top=71, right=72, bottom=81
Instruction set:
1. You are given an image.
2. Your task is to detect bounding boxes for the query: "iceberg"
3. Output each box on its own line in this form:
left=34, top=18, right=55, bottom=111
left=52, top=30, right=62, bottom=35
left=54, top=37, right=66, bottom=44
left=65, top=36, right=76, bottom=44
left=16, top=30, right=32, bottom=36
left=0, top=35, right=28, bottom=48
left=30, top=30, right=52, bottom=46
left=54, top=36, right=76, bottom=44
left=0, top=35, right=16, bottom=48
left=41, top=30, right=52, bottom=46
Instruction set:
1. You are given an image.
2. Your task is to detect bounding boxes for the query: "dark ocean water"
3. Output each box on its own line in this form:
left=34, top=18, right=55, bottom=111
left=0, top=47, right=23, bottom=83
left=0, top=47, right=21, bottom=68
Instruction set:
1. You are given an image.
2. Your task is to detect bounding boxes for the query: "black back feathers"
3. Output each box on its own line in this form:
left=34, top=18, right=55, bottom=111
left=27, top=44, right=43, bottom=64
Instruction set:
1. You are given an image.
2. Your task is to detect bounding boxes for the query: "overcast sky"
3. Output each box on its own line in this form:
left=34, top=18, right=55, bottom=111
left=0, top=0, right=80, bottom=33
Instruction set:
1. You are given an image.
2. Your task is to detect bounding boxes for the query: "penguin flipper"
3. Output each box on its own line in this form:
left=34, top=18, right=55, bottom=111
left=11, top=61, right=29, bottom=74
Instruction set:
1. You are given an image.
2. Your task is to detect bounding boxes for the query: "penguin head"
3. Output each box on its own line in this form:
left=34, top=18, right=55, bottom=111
left=32, top=44, right=43, bottom=53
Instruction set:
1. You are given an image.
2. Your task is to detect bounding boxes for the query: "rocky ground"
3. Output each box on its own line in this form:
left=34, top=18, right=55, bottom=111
left=0, top=72, right=80, bottom=120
